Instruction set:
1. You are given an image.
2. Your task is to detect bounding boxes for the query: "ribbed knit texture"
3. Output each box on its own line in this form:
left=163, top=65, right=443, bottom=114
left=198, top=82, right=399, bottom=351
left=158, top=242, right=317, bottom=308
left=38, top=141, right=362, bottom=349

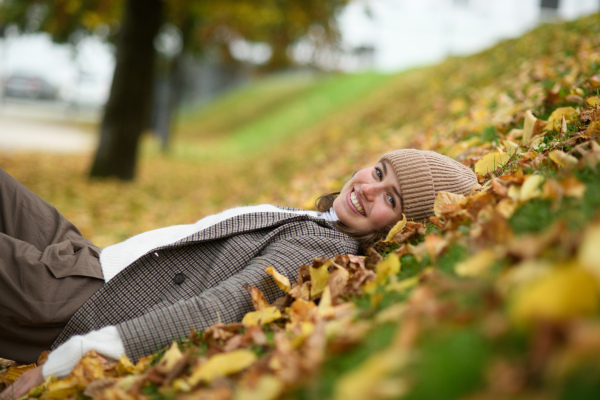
left=380, top=149, right=477, bottom=222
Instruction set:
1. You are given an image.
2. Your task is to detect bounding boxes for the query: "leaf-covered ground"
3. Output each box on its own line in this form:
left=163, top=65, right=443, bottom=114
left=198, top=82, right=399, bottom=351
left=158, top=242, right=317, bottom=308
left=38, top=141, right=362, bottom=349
left=2, top=13, right=600, bottom=399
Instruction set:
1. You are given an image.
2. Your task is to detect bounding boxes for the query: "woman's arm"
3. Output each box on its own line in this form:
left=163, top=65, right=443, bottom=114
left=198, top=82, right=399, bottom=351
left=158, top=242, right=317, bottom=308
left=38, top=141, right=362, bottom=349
left=117, top=234, right=357, bottom=361
left=42, top=326, right=125, bottom=378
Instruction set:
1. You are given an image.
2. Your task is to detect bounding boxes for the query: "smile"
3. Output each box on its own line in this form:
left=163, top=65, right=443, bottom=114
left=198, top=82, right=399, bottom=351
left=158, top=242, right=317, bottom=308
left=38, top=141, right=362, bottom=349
left=347, top=189, right=366, bottom=216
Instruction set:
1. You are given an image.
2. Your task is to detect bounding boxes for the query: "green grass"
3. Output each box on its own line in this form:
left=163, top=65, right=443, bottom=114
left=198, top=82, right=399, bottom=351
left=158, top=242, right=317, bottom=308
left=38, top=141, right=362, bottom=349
left=169, top=72, right=393, bottom=160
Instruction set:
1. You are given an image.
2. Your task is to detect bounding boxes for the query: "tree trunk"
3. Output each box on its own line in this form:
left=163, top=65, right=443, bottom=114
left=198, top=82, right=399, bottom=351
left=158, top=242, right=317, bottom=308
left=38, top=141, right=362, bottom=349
left=89, top=0, right=163, bottom=180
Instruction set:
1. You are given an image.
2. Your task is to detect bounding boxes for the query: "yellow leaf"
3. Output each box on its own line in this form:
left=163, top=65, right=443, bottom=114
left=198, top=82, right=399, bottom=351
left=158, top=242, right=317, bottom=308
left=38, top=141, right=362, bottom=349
left=545, top=107, right=578, bottom=130
left=188, top=349, right=257, bottom=385
left=549, top=150, right=578, bottom=168
left=510, top=264, right=600, bottom=324
left=242, top=306, right=282, bottom=326
left=586, top=96, right=600, bottom=107
left=589, top=74, right=600, bottom=88
left=365, top=253, right=400, bottom=293
left=522, top=109, right=538, bottom=143
left=503, top=139, right=520, bottom=156
left=155, top=342, right=183, bottom=373
left=474, top=152, right=511, bottom=175
left=333, top=348, right=409, bottom=400
left=287, top=321, right=315, bottom=347
left=43, top=377, right=80, bottom=399
left=455, top=249, right=496, bottom=277
left=310, top=259, right=332, bottom=299
left=520, top=175, right=545, bottom=202
left=115, top=354, right=135, bottom=376
left=583, top=121, right=600, bottom=139
left=0, top=364, right=37, bottom=384
left=234, top=375, right=284, bottom=400
left=386, top=276, right=419, bottom=293
left=265, top=266, right=291, bottom=293
left=578, top=224, right=600, bottom=281
left=384, top=214, right=407, bottom=242
left=433, top=191, right=466, bottom=218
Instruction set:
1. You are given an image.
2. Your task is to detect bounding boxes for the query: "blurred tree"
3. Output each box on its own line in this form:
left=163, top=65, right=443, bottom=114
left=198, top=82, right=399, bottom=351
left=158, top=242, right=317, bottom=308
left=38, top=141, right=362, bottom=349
left=0, top=0, right=346, bottom=180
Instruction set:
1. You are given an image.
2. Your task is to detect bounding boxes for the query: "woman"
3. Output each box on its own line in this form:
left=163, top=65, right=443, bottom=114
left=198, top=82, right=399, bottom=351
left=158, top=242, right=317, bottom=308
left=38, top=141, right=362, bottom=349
left=0, top=149, right=477, bottom=398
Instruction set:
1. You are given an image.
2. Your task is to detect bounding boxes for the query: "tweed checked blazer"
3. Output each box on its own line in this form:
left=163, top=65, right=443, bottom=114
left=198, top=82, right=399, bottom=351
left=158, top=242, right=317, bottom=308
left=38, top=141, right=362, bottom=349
left=52, top=210, right=360, bottom=361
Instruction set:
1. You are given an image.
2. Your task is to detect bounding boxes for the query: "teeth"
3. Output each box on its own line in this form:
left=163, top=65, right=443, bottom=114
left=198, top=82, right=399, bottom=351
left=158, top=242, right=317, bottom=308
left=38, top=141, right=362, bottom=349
left=351, top=191, right=365, bottom=215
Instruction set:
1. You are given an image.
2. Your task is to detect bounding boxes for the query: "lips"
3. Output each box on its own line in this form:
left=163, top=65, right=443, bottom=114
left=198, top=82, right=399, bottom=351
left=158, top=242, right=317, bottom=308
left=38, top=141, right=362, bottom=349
left=347, top=188, right=366, bottom=216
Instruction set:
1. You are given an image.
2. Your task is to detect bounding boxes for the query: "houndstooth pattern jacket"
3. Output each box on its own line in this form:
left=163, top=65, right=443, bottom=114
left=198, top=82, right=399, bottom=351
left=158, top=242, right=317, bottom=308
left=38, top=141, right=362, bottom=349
left=52, top=210, right=360, bottom=361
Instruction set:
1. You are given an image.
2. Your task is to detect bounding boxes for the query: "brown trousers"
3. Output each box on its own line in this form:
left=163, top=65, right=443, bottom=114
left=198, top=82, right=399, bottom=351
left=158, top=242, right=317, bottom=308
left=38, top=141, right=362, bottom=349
left=0, top=169, right=104, bottom=364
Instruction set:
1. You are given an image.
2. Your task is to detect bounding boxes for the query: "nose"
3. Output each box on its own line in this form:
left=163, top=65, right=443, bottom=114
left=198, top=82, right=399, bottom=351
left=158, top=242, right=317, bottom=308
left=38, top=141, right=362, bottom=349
left=361, top=183, right=383, bottom=201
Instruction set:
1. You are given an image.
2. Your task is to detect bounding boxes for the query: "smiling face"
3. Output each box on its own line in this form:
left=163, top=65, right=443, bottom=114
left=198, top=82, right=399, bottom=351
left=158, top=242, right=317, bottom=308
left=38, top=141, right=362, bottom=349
left=333, top=159, right=404, bottom=233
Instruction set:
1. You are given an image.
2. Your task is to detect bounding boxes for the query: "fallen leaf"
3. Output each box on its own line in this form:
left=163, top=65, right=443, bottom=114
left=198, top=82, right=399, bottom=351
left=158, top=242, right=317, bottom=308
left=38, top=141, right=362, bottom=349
left=242, top=307, right=282, bottom=326
left=520, top=174, right=546, bottom=201
left=332, top=348, right=409, bottom=400
left=187, top=349, right=257, bottom=385
left=247, top=286, right=271, bottom=311
left=434, top=191, right=466, bottom=218
left=522, top=109, right=538, bottom=143
left=510, top=263, right=600, bottom=324
left=578, top=224, right=600, bottom=280
left=455, top=249, right=496, bottom=277
left=589, top=74, right=600, bottom=87
left=583, top=121, right=600, bottom=139
left=549, top=150, right=578, bottom=168
left=384, top=214, right=407, bottom=242
left=474, top=152, right=511, bottom=175
left=545, top=107, right=578, bottom=131
left=234, top=375, right=284, bottom=400
left=310, top=259, right=333, bottom=299
left=365, top=253, right=401, bottom=293
left=586, top=96, right=600, bottom=107
left=265, top=266, right=291, bottom=293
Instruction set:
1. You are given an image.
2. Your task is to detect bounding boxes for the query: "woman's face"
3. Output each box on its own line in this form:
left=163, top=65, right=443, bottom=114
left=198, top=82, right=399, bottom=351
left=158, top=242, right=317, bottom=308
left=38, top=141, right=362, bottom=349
left=333, top=159, right=404, bottom=233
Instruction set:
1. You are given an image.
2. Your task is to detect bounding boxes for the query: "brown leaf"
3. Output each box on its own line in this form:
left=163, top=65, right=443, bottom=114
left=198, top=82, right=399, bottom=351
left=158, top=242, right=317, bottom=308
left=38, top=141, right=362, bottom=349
left=246, top=285, right=271, bottom=311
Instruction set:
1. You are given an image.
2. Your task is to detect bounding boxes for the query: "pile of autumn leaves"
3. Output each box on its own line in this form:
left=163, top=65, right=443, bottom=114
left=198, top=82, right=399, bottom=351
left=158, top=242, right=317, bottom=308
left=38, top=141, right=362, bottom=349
left=3, top=64, right=600, bottom=400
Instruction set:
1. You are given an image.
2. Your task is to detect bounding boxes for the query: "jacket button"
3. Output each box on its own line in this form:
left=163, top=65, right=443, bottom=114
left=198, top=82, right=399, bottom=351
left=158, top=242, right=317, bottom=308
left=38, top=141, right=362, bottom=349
left=153, top=252, right=160, bottom=259
left=173, top=273, right=185, bottom=285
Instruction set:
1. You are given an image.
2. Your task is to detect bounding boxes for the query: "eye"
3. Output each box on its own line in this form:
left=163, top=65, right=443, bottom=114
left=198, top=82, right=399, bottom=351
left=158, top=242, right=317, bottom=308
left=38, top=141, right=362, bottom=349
left=387, top=193, right=396, bottom=207
left=375, top=167, right=383, bottom=180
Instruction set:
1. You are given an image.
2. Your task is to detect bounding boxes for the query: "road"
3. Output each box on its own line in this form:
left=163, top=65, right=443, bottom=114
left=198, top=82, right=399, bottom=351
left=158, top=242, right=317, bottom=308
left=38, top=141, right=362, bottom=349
left=0, top=98, right=99, bottom=153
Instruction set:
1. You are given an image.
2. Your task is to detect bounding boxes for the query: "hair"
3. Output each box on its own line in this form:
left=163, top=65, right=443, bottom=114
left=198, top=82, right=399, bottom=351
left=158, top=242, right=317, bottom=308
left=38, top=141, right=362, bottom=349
left=315, top=192, right=390, bottom=253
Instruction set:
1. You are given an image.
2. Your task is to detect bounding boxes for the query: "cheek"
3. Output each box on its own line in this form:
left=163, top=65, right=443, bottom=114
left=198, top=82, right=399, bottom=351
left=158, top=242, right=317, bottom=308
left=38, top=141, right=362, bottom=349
left=370, top=204, right=397, bottom=228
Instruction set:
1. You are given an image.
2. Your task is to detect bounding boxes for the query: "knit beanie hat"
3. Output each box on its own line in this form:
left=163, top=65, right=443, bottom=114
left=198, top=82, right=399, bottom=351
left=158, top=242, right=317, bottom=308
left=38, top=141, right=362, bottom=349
left=379, top=149, right=478, bottom=222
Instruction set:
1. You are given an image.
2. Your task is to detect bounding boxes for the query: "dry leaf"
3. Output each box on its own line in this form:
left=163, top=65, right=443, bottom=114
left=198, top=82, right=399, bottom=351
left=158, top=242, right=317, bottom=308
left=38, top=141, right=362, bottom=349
left=384, top=214, right=407, bottom=242
left=265, top=266, right=291, bottom=293
left=549, top=150, right=578, bottom=168
left=310, top=259, right=332, bottom=299
left=434, top=191, right=466, bottom=218
left=586, top=96, right=600, bottom=107
left=578, top=224, right=600, bottom=280
left=545, top=107, right=578, bottom=130
left=510, top=263, right=599, bottom=324
left=522, top=109, right=538, bottom=143
left=474, top=152, right=511, bottom=176
left=455, top=249, right=496, bottom=277
left=242, top=307, right=282, bottom=326
left=187, top=349, right=257, bottom=385
left=247, top=286, right=271, bottom=311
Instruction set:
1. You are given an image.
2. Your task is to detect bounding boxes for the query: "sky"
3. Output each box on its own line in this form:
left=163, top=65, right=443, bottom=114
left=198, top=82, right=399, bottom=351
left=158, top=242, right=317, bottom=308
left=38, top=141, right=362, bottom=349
left=0, top=0, right=599, bottom=103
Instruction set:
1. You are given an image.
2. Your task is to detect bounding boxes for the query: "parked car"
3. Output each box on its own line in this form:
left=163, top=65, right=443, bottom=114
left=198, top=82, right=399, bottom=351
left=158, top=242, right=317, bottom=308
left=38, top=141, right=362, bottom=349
left=3, top=73, right=58, bottom=100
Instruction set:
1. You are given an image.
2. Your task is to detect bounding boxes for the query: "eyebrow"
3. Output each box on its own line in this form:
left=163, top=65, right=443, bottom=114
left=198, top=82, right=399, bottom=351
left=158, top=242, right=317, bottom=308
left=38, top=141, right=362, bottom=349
left=381, top=161, right=404, bottom=211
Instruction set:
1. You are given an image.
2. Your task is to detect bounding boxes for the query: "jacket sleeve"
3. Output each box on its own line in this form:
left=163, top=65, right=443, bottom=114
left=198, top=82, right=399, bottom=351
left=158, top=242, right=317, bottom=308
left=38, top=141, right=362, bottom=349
left=116, top=234, right=358, bottom=362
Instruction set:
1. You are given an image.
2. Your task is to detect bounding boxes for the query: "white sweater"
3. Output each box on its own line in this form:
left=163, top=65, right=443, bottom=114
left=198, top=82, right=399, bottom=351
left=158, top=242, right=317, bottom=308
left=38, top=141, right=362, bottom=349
left=43, top=205, right=337, bottom=378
